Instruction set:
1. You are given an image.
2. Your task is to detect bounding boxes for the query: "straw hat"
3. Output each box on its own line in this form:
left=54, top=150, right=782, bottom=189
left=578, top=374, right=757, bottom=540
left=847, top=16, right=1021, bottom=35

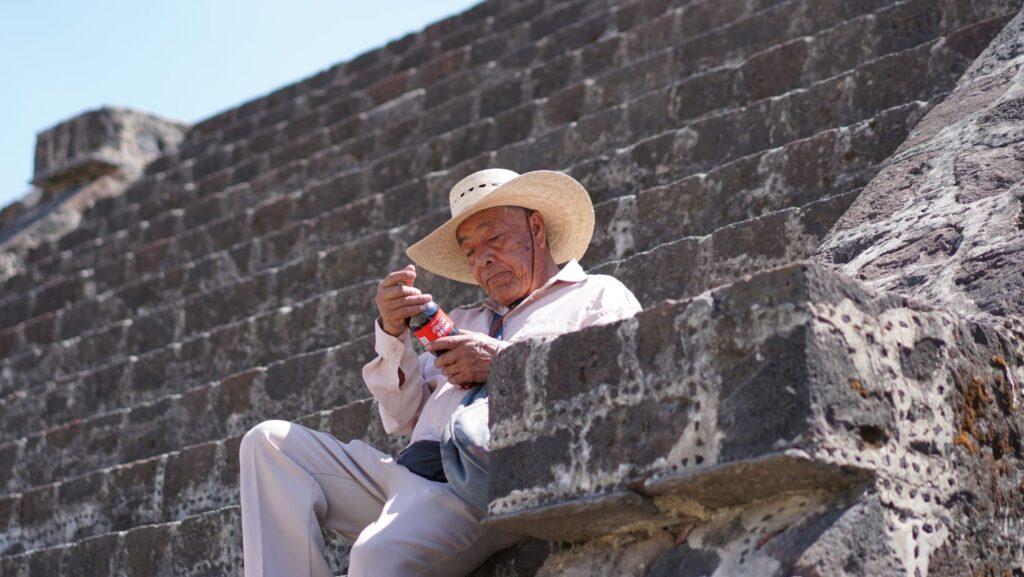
left=405, top=168, right=595, bottom=285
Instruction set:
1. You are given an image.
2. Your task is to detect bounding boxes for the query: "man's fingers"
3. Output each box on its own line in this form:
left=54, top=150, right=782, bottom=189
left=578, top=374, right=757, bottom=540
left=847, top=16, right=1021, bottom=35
left=380, top=284, right=422, bottom=299
left=445, top=366, right=468, bottom=383
left=388, top=294, right=431, bottom=308
left=449, top=369, right=481, bottom=387
left=381, top=268, right=417, bottom=288
left=392, top=303, right=429, bottom=319
left=425, top=334, right=468, bottom=352
left=384, top=296, right=431, bottom=319
left=434, top=348, right=461, bottom=369
left=380, top=284, right=424, bottom=300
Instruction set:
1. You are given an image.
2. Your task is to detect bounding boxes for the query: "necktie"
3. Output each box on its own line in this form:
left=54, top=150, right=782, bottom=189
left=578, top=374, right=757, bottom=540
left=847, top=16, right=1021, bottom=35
left=488, top=311, right=505, bottom=340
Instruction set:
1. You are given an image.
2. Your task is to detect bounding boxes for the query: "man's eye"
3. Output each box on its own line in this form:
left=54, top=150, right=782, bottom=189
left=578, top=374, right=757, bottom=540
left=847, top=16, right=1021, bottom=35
left=488, top=233, right=501, bottom=242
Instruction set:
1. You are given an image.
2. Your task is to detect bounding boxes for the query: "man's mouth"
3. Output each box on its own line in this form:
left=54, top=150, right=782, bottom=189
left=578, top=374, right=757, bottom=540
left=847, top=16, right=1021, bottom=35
left=486, top=271, right=511, bottom=285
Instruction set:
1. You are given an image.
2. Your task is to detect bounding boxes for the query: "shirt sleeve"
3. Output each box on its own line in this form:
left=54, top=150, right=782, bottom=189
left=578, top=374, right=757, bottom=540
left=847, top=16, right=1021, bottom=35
left=581, top=277, right=644, bottom=327
left=361, top=316, right=432, bottom=436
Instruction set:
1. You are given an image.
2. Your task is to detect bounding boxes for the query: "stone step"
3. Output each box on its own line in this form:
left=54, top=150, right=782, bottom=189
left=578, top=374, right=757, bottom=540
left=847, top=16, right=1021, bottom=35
left=2, top=95, right=929, bottom=379
left=482, top=262, right=1022, bottom=565
left=131, top=0, right=786, bottom=207
left=12, top=0, right=716, bottom=280
left=625, top=98, right=929, bottom=254
left=118, top=0, right=1021, bottom=223
left=0, top=501, right=545, bottom=577
left=25, top=0, right=621, bottom=255
left=0, top=393, right=548, bottom=576
left=597, top=189, right=859, bottom=306
left=0, top=506, right=255, bottom=576
left=0, top=188, right=855, bottom=495
left=0, top=4, right=995, bottom=362
left=0, top=88, right=929, bottom=396
left=0, top=204, right=444, bottom=392
left=0, top=6, right=999, bottom=385
left=9, top=4, right=1007, bottom=348
left=0, top=278, right=418, bottom=460
left=0, top=26, right=991, bottom=424
left=0, top=12, right=907, bottom=348
left=8, top=260, right=1017, bottom=571
left=3, top=0, right=1020, bottom=573
left=0, top=397, right=397, bottom=557
left=0, top=55, right=962, bottom=405
left=168, top=0, right=624, bottom=162
left=0, top=92, right=913, bottom=440
left=8, top=0, right=946, bottom=297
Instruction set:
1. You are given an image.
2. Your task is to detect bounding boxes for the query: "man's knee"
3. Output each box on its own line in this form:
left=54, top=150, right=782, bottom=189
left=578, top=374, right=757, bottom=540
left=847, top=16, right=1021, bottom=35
left=239, top=419, right=294, bottom=465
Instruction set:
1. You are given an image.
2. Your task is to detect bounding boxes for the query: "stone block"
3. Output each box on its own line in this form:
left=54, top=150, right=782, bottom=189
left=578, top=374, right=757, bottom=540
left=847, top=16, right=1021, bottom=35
left=740, top=37, right=811, bottom=102
left=63, top=532, right=120, bottom=576
left=18, top=484, right=55, bottom=528
left=122, top=523, right=172, bottom=577
left=483, top=261, right=1024, bottom=569
left=127, top=306, right=178, bottom=355
left=607, top=190, right=856, bottom=307
left=163, top=442, right=219, bottom=515
left=106, top=458, right=160, bottom=530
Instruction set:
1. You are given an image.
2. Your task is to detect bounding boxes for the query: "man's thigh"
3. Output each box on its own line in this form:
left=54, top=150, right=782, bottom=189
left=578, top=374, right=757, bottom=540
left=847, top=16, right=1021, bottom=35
left=349, top=467, right=521, bottom=577
left=252, top=420, right=396, bottom=538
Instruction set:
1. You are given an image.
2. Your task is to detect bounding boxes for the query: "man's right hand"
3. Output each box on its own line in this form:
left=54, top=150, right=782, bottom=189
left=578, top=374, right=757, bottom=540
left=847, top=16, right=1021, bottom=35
left=375, top=264, right=433, bottom=337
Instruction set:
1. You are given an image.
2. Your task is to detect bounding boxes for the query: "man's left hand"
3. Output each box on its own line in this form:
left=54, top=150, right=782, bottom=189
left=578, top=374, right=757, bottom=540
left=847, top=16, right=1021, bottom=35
left=426, top=330, right=503, bottom=388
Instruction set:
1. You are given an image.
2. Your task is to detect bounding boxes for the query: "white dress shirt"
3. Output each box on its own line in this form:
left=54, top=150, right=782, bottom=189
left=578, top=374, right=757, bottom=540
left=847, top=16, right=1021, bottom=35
left=360, top=258, right=642, bottom=446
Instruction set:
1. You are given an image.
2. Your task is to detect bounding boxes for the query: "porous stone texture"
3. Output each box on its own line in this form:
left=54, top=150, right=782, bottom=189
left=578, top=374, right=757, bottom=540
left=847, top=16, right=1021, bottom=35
left=1, top=0, right=1023, bottom=575
left=486, top=264, right=1024, bottom=575
left=817, top=9, right=1024, bottom=327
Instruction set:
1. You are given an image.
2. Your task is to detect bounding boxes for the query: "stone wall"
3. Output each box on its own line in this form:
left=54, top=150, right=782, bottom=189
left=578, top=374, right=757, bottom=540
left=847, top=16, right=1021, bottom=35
left=0, top=0, right=1021, bottom=575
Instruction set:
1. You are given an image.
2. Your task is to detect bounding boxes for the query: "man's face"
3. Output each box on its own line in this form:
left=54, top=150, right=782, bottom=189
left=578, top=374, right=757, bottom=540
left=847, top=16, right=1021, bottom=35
left=456, top=206, right=541, bottom=306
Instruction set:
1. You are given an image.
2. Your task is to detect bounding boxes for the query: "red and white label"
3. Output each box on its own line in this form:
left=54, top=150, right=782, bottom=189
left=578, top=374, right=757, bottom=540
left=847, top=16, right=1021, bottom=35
left=413, top=309, right=455, bottom=345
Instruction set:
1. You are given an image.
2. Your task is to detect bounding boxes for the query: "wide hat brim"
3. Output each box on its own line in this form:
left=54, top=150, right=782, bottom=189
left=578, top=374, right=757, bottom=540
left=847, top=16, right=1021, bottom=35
left=405, top=170, right=595, bottom=285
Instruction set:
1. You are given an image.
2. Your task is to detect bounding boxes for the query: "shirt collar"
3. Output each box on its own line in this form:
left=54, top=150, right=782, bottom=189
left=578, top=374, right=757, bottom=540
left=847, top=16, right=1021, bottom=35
left=479, top=259, right=588, bottom=316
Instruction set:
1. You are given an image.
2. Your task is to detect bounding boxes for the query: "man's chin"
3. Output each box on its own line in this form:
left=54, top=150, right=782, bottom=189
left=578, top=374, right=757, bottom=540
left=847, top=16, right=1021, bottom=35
left=489, top=288, right=529, bottom=308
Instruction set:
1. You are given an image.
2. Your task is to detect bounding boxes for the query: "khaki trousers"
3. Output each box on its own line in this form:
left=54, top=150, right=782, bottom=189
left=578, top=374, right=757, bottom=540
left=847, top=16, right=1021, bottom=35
left=239, top=419, right=521, bottom=577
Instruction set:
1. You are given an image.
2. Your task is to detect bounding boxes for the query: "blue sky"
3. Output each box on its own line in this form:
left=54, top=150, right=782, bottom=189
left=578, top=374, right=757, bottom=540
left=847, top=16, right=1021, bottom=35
left=0, top=0, right=481, bottom=209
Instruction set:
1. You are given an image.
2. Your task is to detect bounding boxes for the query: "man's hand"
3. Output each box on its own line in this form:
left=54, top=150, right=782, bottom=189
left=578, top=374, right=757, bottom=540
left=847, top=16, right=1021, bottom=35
left=375, top=264, right=433, bottom=337
left=426, top=330, right=503, bottom=388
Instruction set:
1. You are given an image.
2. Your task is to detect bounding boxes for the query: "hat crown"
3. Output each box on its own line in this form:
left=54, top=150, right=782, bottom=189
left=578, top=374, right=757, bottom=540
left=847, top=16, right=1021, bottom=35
left=448, top=168, right=520, bottom=217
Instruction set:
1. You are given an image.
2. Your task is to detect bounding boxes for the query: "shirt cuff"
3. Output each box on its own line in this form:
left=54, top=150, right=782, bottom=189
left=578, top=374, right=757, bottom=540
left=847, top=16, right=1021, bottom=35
left=374, top=316, right=412, bottom=360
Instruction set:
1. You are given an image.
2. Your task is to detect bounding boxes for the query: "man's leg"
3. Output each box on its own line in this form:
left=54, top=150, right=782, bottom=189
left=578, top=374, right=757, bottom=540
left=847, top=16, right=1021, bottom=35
left=239, top=419, right=395, bottom=577
left=348, top=465, right=523, bottom=577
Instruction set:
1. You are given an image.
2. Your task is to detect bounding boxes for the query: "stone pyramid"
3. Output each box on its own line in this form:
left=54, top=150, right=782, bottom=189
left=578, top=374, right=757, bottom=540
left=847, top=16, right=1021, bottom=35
left=0, top=0, right=1022, bottom=575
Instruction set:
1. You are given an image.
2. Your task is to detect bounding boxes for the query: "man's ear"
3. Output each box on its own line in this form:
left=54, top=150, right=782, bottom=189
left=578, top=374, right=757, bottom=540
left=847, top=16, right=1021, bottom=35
left=528, top=211, right=548, bottom=247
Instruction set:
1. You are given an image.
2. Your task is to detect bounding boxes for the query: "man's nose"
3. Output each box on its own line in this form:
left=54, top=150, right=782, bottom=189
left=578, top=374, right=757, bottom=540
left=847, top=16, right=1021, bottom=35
left=478, top=244, right=497, bottom=267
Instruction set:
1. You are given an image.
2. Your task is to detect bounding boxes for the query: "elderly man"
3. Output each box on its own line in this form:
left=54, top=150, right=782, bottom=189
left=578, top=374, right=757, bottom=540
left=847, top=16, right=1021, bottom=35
left=239, top=168, right=642, bottom=577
